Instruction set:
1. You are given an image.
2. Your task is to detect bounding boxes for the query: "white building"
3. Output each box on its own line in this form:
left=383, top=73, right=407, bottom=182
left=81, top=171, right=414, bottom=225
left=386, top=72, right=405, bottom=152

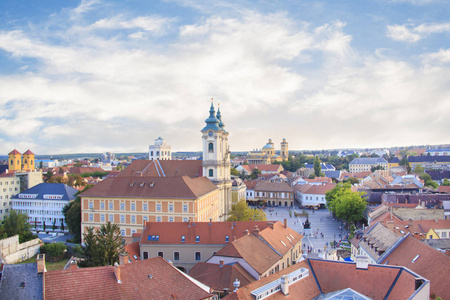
left=294, top=183, right=335, bottom=208
left=149, top=137, right=172, bottom=160
left=12, top=183, right=78, bottom=232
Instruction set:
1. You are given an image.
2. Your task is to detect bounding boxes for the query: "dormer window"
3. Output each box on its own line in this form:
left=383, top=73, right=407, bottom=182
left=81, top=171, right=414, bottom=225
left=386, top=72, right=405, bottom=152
left=181, top=235, right=185, bottom=242
left=225, top=236, right=229, bottom=242
left=195, top=235, right=200, bottom=242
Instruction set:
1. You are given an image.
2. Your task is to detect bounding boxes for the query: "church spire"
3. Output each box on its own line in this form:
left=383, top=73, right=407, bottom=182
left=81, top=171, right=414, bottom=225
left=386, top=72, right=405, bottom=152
left=201, top=98, right=221, bottom=132
left=216, top=103, right=226, bottom=132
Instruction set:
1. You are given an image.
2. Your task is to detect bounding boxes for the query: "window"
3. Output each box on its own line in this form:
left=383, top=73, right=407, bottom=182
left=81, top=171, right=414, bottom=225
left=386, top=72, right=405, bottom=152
left=121, top=230, right=125, bottom=236
left=150, top=151, right=153, bottom=156
left=174, top=252, right=180, bottom=261
left=88, top=202, right=93, bottom=209
left=183, top=217, right=189, bottom=222
left=169, top=216, right=174, bottom=222
left=183, top=204, right=188, bottom=213
left=195, top=235, right=200, bottom=242
left=208, top=142, right=214, bottom=152
left=100, top=214, right=105, bottom=222
left=109, top=202, right=113, bottom=210
left=109, top=215, right=114, bottom=222
left=89, top=214, right=93, bottom=221
left=156, top=203, right=161, bottom=212
left=143, top=216, right=148, bottom=222
left=143, top=203, right=148, bottom=211
left=442, top=232, right=447, bottom=238
left=195, top=252, right=201, bottom=261
left=120, top=215, right=125, bottom=223
left=131, top=215, right=136, bottom=223
left=158, top=252, right=163, bottom=258
left=156, top=216, right=162, bottom=222
left=225, top=236, right=229, bottom=242
left=131, top=203, right=135, bottom=211
left=181, top=235, right=186, bottom=242
left=169, top=203, right=174, bottom=212
left=120, top=203, right=125, bottom=210
left=143, top=251, right=149, bottom=259
left=100, top=202, right=105, bottom=210
left=209, top=169, right=213, bottom=177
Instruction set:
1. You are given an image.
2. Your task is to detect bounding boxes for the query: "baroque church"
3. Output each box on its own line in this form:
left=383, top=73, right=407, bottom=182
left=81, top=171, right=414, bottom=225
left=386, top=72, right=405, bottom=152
left=247, top=138, right=289, bottom=165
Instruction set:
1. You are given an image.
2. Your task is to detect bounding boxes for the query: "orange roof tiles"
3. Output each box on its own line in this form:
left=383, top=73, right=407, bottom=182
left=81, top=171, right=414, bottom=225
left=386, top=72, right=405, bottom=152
left=295, top=183, right=336, bottom=195
left=119, top=159, right=203, bottom=178
left=124, top=241, right=141, bottom=262
left=8, top=149, right=21, bottom=155
left=258, top=222, right=303, bottom=256
left=23, top=149, right=35, bottom=155
left=254, top=181, right=292, bottom=192
left=44, top=257, right=213, bottom=300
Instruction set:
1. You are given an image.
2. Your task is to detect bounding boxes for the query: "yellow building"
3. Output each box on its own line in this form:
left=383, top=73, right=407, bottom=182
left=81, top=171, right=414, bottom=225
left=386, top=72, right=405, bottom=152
left=8, top=149, right=22, bottom=171
left=247, top=139, right=289, bottom=165
left=22, top=150, right=35, bottom=171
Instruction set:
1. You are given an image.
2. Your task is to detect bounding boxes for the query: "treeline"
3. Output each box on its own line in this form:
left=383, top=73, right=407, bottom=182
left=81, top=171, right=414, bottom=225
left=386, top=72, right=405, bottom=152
left=274, top=153, right=360, bottom=172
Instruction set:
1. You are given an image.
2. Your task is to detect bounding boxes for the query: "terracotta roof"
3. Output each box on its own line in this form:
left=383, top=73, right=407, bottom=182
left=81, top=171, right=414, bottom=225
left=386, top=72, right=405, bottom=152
left=254, top=181, right=293, bottom=192
left=258, top=222, right=303, bottom=256
left=189, top=262, right=255, bottom=292
left=244, top=164, right=283, bottom=173
left=8, top=149, right=21, bottom=155
left=69, top=167, right=105, bottom=174
left=214, top=234, right=280, bottom=275
left=380, top=235, right=450, bottom=298
left=305, top=177, right=332, bottom=184
left=244, top=180, right=257, bottom=190
left=124, top=241, right=141, bottom=262
left=309, top=259, right=419, bottom=300
left=119, top=159, right=203, bottom=178
left=439, top=186, right=450, bottom=193
left=80, top=175, right=217, bottom=199
left=23, top=149, right=35, bottom=155
left=223, top=260, right=320, bottom=300
left=44, top=257, right=213, bottom=300
left=295, top=183, right=335, bottom=195
left=140, top=221, right=270, bottom=245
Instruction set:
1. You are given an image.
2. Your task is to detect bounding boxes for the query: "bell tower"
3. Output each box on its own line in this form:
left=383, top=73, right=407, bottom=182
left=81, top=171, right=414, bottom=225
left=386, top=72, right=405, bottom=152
left=281, top=138, right=289, bottom=161
left=8, top=149, right=22, bottom=171
left=201, top=100, right=232, bottom=220
left=23, top=150, right=35, bottom=170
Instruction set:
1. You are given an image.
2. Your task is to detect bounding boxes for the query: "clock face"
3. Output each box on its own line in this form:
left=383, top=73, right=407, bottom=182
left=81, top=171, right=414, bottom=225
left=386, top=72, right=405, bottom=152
left=208, top=131, right=213, bottom=137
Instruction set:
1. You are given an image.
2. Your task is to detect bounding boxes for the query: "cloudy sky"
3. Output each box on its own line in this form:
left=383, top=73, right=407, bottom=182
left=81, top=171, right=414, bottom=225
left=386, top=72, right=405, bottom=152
left=0, top=0, right=449, bottom=154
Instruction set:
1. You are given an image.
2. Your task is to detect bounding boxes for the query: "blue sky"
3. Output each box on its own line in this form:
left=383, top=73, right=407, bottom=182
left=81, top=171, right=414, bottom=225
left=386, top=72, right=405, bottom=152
left=0, top=0, right=449, bottom=154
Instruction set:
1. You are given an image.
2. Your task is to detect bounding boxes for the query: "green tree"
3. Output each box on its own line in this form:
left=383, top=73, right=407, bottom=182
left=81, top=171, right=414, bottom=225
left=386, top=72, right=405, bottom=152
left=371, top=165, right=384, bottom=172
left=308, top=174, right=315, bottom=179
left=344, top=177, right=359, bottom=185
left=442, top=178, right=450, bottom=186
left=425, top=180, right=438, bottom=189
left=250, top=168, right=261, bottom=179
left=228, top=201, right=267, bottom=222
left=419, top=173, right=431, bottom=182
left=63, top=185, right=93, bottom=243
left=81, top=222, right=124, bottom=267
left=413, top=164, right=424, bottom=174
left=230, top=167, right=239, bottom=176
left=41, top=242, right=67, bottom=259
left=314, top=156, right=322, bottom=177
left=399, top=157, right=411, bottom=173
left=0, top=210, right=36, bottom=243
left=325, top=183, right=366, bottom=224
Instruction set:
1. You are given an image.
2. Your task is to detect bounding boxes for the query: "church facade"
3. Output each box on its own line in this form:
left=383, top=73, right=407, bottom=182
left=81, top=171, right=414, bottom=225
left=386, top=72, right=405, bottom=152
left=247, top=138, right=289, bottom=165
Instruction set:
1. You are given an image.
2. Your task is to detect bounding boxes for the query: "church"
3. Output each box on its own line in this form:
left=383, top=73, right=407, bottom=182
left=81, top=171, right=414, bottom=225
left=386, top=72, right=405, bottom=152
left=247, top=138, right=289, bottom=164
left=80, top=101, right=232, bottom=242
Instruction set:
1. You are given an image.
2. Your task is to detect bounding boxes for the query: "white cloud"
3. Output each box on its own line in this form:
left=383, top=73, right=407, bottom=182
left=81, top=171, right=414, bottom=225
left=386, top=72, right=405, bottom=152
left=90, top=15, right=174, bottom=34
left=387, top=22, right=450, bottom=42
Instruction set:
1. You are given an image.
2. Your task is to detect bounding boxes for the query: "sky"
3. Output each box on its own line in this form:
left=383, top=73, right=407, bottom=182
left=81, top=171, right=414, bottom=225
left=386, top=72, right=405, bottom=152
left=0, top=0, right=449, bottom=155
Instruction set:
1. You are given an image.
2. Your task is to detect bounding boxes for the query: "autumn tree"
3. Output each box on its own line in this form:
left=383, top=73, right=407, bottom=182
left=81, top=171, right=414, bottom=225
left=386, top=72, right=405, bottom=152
left=228, top=201, right=267, bottom=222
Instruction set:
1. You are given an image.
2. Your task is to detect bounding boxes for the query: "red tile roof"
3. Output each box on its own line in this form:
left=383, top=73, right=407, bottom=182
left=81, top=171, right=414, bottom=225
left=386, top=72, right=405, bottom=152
left=242, top=164, right=283, bottom=173
left=380, top=235, right=450, bottom=298
left=254, top=181, right=293, bottom=192
left=44, top=257, right=213, bottom=300
left=8, top=149, right=21, bottom=155
left=258, top=222, right=303, bottom=256
left=140, top=221, right=270, bottom=245
left=69, top=167, right=105, bottom=174
left=124, top=241, right=141, bottom=262
left=189, top=262, right=255, bottom=292
left=23, top=149, right=35, bottom=155
left=119, top=159, right=203, bottom=178
left=439, top=186, right=450, bottom=193
left=294, top=183, right=335, bottom=195
left=80, top=175, right=217, bottom=199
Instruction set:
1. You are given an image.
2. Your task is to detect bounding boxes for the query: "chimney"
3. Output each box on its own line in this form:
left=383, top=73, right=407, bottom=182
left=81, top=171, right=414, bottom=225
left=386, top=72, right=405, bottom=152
left=36, top=254, right=46, bottom=273
left=252, top=226, right=260, bottom=237
left=219, top=259, right=224, bottom=268
left=143, top=219, right=147, bottom=228
left=280, top=275, right=289, bottom=295
left=267, top=222, right=274, bottom=229
left=284, top=218, right=287, bottom=229
left=244, top=229, right=249, bottom=236
left=119, top=253, right=129, bottom=265
left=69, top=259, right=78, bottom=270
left=355, top=256, right=369, bottom=270
left=114, top=262, right=122, bottom=283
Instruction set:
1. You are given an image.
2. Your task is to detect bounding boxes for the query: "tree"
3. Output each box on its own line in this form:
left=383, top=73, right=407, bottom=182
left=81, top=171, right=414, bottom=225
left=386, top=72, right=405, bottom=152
left=81, top=222, right=124, bottom=267
left=0, top=210, right=36, bottom=243
left=413, top=164, right=424, bottom=174
left=228, top=201, right=267, bottom=222
left=314, top=156, right=322, bottom=177
left=399, top=157, right=411, bottom=173
left=308, top=174, right=315, bottom=179
left=371, top=165, right=384, bottom=172
left=344, top=177, right=359, bottom=185
left=230, top=167, right=239, bottom=176
left=425, top=180, right=438, bottom=189
left=250, top=168, right=261, bottom=179
left=419, top=173, right=431, bottom=182
left=442, top=178, right=450, bottom=186
left=325, top=183, right=366, bottom=224
left=63, top=185, right=93, bottom=243
left=41, top=242, right=67, bottom=260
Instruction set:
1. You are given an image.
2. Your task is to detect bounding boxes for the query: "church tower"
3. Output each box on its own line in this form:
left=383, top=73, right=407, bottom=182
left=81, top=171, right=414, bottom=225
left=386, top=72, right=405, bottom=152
left=8, top=149, right=22, bottom=171
left=23, top=150, right=35, bottom=170
left=281, top=138, right=289, bottom=161
left=201, top=100, right=232, bottom=221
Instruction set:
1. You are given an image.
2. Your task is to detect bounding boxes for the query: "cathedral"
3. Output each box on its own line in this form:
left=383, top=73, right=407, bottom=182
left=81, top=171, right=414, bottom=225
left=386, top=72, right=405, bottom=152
left=201, top=101, right=232, bottom=220
left=247, top=138, right=289, bottom=165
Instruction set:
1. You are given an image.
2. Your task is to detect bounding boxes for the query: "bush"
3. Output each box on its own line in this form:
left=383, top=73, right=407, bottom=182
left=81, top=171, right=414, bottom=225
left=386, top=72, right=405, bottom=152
left=41, top=242, right=67, bottom=260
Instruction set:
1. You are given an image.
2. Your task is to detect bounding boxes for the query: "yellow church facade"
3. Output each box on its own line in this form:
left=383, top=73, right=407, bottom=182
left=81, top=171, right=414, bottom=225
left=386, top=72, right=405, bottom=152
left=247, top=138, right=289, bottom=165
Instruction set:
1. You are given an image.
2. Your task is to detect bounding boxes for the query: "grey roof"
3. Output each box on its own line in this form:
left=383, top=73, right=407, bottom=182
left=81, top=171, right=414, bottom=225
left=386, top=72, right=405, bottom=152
left=426, top=170, right=450, bottom=181
left=11, top=183, right=78, bottom=201
left=324, top=170, right=341, bottom=179
left=408, top=155, right=450, bottom=163
left=0, top=263, right=43, bottom=300
left=349, top=157, right=387, bottom=165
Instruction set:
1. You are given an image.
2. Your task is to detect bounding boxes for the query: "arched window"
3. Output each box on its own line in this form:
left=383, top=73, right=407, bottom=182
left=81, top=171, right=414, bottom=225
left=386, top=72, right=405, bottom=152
left=209, top=169, right=214, bottom=177
left=208, top=142, right=214, bottom=152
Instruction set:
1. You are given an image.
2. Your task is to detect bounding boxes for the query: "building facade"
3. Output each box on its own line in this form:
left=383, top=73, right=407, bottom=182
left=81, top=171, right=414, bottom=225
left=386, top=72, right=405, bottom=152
left=252, top=181, right=294, bottom=207
left=148, top=137, right=172, bottom=160
left=349, top=157, right=388, bottom=173
left=247, top=139, right=289, bottom=165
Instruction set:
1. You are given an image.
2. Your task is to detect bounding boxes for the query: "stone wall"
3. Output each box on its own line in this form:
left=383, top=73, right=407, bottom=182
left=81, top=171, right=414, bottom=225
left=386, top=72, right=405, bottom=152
left=0, top=235, right=42, bottom=264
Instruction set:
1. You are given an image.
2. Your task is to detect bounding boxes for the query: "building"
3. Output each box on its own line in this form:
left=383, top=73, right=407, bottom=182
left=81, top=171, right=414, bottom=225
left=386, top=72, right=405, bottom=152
left=246, top=139, right=288, bottom=165
left=223, top=257, right=430, bottom=300
left=252, top=181, right=294, bottom=206
left=12, top=183, right=78, bottom=232
left=231, top=178, right=246, bottom=204
left=201, top=102, right=232, bottom=220
left=236, top=164, right=284, bottom=176
left=408, top=155, right=450, bottom=171
left=349, top=157, right=388, bottom=173
left=294, top=183, right=335, bottom=208
left=43, top=256, right=215, bottom=300
left=148, top=137, right=172, bottom=160
left=137, top=221, right=276, bottom=273
left=425, top=149, right=450, bottom=156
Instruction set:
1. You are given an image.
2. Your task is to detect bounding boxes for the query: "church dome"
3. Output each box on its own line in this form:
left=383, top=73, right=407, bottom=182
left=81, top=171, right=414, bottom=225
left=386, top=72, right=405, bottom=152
left=262, top=143, right=274, bottom=150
